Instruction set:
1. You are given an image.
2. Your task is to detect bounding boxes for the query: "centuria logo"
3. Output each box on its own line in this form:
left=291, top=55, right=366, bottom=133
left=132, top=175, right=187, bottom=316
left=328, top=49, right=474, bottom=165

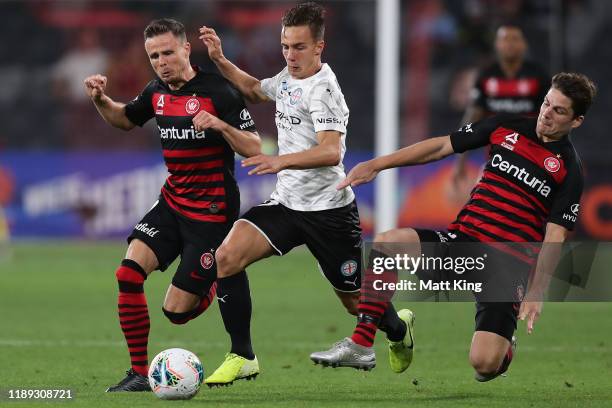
left=185, top=98, right=200, bottom=115
left=544, top=156, right=561, bottom=173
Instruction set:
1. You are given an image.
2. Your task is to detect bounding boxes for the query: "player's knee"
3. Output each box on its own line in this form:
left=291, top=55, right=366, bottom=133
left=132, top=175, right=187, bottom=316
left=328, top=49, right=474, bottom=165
left=215, top=245, right=243, bottom=278
left=115, top=259, right=147, bottom=283
left=374, top=229, right=405, bottom=243
left=162, top=307, right=193, bottom=325
left=470, top=355, right=501, bottom=377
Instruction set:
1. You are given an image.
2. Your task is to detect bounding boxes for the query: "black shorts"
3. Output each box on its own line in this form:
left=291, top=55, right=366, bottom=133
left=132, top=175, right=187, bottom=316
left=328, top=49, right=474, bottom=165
left=414, top=228, right=527, bottom=342
left=127, top=198, right=233, bottom=297
left=239, top=199, right=362, bottom=293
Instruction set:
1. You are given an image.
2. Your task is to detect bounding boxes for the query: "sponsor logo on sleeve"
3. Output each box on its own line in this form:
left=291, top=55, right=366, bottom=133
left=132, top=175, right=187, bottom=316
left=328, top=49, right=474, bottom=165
left=239, top=108, right=255, bottom=129
left=563, top=203, right=580, bottom=222
left=239, top=108, right=252, bottom=121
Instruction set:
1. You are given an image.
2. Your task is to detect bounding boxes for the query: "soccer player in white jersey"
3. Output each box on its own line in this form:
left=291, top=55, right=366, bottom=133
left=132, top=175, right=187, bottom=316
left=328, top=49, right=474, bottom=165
left=198, top=2, right=411, bottom=385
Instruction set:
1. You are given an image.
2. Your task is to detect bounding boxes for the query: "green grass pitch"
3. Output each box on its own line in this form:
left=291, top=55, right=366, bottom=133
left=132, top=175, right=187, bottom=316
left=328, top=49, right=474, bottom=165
left=1, top=242, right=611, bottom=407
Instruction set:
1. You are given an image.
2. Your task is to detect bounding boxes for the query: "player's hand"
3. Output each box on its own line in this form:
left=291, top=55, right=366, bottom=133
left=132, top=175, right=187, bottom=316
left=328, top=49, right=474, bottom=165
left=192, top=110, right=226, bottom=132
left=198, top=26, right=223, bottom=62
left=518, top=300, right=542, bottom=334
left=242, top=154, right=286, bottom=175
left=337, top=160, right=379, bottom=189
left=84, top=74, right=107, bottom=102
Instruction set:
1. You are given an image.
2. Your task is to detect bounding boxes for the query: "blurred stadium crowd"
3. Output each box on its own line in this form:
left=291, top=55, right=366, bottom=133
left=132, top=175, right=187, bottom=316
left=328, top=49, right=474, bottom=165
left=0, top=0, right=610, bottom=239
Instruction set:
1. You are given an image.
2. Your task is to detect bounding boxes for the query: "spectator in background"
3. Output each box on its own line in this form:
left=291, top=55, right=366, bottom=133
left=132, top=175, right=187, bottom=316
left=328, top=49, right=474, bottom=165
left=52, top=29, right=109, bottom=102
left=105, top=37, right=152, bottom=101
left=451, top=23, right=549, bottom=202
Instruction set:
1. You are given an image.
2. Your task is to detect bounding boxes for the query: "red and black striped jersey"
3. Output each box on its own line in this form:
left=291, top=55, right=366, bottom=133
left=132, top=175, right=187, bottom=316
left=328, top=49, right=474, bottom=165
left=124, top=66, right=257, bottom=223
left=449, top=114, right=583, bottom=249
left=473, top=61, right=549, bottom=116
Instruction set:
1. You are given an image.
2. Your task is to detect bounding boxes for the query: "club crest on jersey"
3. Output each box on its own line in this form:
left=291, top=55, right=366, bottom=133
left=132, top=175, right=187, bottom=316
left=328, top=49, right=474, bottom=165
left=544, top=156, right=561, bottom=173
left=341, top=260, right=358, bottom=277
left=200, top=252, right=214, bottom=270
left=185, top=98, right=200, bottom=115
left=289, top=88, right=303, bottom=105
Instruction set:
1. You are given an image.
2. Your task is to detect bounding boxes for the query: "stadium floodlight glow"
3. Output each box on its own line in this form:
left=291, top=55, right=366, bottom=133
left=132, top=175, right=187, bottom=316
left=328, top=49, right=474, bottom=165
left=375, top=0, right=400, bottom=232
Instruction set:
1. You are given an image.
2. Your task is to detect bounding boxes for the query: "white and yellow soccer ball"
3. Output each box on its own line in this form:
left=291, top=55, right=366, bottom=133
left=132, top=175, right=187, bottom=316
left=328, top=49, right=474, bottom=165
left=148, top=348, right=204, bottom=400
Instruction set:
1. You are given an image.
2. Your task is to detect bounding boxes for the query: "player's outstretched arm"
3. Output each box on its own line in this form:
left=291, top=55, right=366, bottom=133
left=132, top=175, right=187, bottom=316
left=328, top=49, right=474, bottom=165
left=451, top=106, right=485, bottom=187
left=337, top=135, right=455, bottom=189
left=519, top=222, right=568, bottom=334
left=241, top=130, right=341, bottom=176
left=84, top=74, right=135, bottom=130
left=192, top=110, right=261, bottom=157
left=199, top=26, right=270, bottom=104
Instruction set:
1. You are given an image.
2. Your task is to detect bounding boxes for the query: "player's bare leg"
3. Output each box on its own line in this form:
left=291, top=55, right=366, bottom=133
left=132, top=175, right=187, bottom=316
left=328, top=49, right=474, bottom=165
left=335, top=290, right=359, bottom=315
left=205, top=220, right=275, bottom=386
left=311, top=228, right=417, bottom=371
left=470, top=331, right=515, bottom=382
left=107, top=239, right=158, bottom=392
left=162, top=284, right=217, bottom=324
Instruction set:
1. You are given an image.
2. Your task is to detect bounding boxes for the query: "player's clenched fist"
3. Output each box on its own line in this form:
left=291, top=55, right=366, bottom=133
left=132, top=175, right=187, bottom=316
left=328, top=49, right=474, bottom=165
left=84, top=74, right=108, bottom=101
left=192, top=110, right=226, bottom=132
left=198, top=26, right=223, bottom=62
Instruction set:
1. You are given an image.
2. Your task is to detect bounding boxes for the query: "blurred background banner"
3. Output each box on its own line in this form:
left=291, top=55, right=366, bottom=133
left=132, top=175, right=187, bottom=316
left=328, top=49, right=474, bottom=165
left=1, top=0, right=610, bottom=240
left=0, top=152, right=373, bottom=238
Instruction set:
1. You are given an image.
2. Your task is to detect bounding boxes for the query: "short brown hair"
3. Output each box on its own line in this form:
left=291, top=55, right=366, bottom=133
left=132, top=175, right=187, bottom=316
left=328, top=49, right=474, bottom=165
left=551, top=72, right=597, bottom=117
left=144, top=18, right=186, bottom=42
left=282, top=2, right=325, bottom=41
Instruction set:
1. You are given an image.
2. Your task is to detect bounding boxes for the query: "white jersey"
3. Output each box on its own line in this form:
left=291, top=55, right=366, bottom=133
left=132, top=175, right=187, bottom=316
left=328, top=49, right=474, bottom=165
left=260, top=64, right=355, bottom=211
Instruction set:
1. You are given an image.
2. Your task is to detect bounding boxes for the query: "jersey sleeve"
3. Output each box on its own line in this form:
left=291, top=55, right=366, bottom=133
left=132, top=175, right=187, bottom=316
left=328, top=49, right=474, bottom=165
left=547, top=161, right=583, bottom=230
left=309, top=81, right=348, bottom=134
left=450, top=115, right=502, bottom=153
left=260, top=69, right=284, bottom=100
left=217, top=82, right=257, bottom=132
left=124, top=80, right=156, bottom=127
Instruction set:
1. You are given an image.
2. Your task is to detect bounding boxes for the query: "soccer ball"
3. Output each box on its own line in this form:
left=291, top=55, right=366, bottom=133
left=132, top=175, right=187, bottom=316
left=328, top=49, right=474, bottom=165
left=148, top=348, right=204, bottom=400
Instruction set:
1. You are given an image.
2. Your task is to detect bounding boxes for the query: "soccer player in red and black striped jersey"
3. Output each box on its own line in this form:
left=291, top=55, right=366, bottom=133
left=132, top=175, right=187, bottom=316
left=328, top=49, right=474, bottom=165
left=310, top=73, right=596, bottom=382
left=84, top=18, right=260, bottom=392
left=453, top=23, right=549, bottom=199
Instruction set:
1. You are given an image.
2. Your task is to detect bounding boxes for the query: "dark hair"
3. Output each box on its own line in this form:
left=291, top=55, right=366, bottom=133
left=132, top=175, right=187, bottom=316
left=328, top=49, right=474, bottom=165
left=282, top=2, right=325, bottom=41
left=144, top=18, right=186, bottom=42
left=551, top=72, right=597, bottom=117
left=496, top=21, right=526, bottom=35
